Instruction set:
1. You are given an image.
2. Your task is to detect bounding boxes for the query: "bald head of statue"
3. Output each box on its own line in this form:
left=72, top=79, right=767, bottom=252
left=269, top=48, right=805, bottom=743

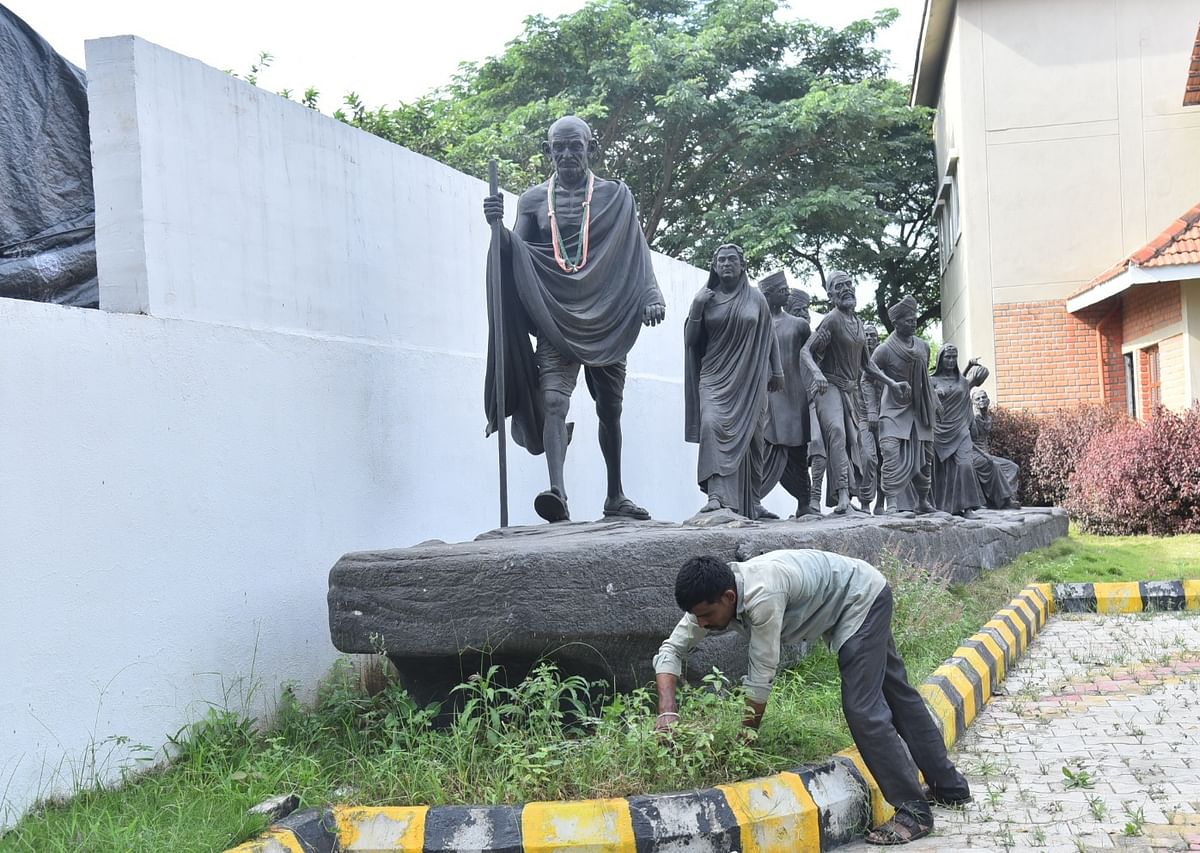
left=543, top=116, right=599, bottom=187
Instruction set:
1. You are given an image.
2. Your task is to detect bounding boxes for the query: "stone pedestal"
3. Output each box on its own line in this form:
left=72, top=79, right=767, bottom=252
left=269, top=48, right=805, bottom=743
left=327, top=507, right=1067, bottom=702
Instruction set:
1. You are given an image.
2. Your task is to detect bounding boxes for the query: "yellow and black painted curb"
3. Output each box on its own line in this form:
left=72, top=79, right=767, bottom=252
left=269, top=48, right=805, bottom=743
left=1046, top=580, right=1200, bottom=614
left=228, top=580, right=1200, bottom=853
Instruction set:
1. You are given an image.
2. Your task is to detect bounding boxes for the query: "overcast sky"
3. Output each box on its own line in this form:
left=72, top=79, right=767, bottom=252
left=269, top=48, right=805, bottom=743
left=7, top=0, right=925, bottom=111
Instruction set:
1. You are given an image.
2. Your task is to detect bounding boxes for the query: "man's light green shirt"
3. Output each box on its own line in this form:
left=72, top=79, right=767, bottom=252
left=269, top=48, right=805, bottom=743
left=653, top=549, right=887, bottom=702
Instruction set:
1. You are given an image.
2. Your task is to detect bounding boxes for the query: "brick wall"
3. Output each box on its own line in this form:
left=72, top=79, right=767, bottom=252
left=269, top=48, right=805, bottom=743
left=1123, top=282, right=1181, bottom=342
left=992, top=299, right=1125, bottom=413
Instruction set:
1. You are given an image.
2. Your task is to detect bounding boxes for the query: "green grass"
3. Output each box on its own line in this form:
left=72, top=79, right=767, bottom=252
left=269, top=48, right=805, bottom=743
left=7, top=529, right=1198, bottom=853
left=1006, top=526, right=1200, bottom=584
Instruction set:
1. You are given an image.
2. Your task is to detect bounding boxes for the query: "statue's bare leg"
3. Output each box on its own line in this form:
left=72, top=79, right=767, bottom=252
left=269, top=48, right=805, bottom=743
left=597, top=394, right=650, bottom=520
left=809, top=455, right=826, bottom=514
left=535, top=389, right=571, bottom=522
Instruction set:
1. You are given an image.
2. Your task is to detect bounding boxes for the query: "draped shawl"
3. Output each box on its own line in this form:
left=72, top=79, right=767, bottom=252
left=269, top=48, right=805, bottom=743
left=684, top=279, right=779, bottom=484
left=484, top=179, right=663, bottom=454
left=872, top=334, right=936, bottom=441
left=931, top=372, right=975, bottom=462
left=932, top=360, right=989, bottom=462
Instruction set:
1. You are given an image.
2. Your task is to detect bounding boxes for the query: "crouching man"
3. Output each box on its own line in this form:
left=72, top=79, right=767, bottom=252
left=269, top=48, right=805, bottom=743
left=652, top=549, right=970, bottom=845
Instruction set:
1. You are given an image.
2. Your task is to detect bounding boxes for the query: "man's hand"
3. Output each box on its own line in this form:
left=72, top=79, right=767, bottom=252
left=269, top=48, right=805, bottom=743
left=483, top=194, right=504, bottom=225
left=893, top=380, right=911, bottom=402
left=643, top=303, right=666, bottom=327
left=655, top=711, right=680, bottom=735
left=655, top=672, right=680, bottom=737
left=768, top=374, right=784, bottom=394
left=810, top=374, right=829, bottom=396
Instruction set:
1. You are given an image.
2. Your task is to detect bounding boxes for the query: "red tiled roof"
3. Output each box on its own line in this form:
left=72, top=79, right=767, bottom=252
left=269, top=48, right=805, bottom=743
left=1075, top=202, right=1200, bottom=294
left=1186, top=21, right=1200, bottom=107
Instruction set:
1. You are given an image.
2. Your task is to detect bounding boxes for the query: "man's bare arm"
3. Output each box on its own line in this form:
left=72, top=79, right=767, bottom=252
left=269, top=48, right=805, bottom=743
left=655, top=672, right=680, bottom=732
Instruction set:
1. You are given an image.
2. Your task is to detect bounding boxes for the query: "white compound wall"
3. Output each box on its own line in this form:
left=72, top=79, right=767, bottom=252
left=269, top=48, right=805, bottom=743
left=1, top=35, right=736, bottom=825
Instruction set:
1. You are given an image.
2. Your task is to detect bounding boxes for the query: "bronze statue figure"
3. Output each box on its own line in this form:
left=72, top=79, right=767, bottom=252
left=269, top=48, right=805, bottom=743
left=970, top=387, right=1021, bottom=509
left=757, top=272, right=817, bottom=517
left=860, top=323, right=884, bottom=514
left=801, top=272, right=909, bottom=514
left=870, top=296, right=937, bottom=514
left=789, top=290, right=826, bottom=515
left=483, top=116, right=666, bottom=523
left=929, top=345, right=987, bottom=517
left=685, top=244, right=782, bottom=518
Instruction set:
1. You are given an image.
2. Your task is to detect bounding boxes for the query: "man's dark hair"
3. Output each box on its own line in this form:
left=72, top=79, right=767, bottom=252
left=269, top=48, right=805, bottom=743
left=675, top=555, right=735, bottom=611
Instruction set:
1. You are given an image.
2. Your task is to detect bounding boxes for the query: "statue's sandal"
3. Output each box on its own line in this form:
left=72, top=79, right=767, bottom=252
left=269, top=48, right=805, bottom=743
left=534, top=489, right=570, bottom=523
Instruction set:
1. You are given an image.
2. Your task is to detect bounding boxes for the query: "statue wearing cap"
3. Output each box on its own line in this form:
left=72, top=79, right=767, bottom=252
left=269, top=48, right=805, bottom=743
left=800, top=272, right=909, bottom=514
left=869, top=295, right=938, bottom=514
left=755, top=272, right=818, bottom=517
left=789, top=290, right=827, bottom=515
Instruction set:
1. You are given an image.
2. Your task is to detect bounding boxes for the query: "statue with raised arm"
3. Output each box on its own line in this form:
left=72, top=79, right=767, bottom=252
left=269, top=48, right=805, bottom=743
left=929, top=345, right=987, bottom=518
left=801, top=272, right=909, bottom=514
left=757, top=272, right=818, bottom=518
left=870, top=297, right=937, bottom=514
left=482, top=116, right=666, bottom=523
left=685, top=245, right=782, bottom=519
left=970, top=387, right=1021, bottom=509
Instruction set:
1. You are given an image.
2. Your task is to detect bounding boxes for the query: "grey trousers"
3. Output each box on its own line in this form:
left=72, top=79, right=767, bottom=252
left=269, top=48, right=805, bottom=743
left=837, top=586, right=969, bottom=822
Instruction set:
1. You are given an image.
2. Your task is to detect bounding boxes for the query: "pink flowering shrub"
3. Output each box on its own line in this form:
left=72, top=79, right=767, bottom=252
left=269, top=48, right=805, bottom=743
left=1066, top=405, right=1200, bottom=535
left=1028, top=404, right=1128, bottom=507
left=989, top=403, right=1127, bottom=506
left=988, top=407, right=1041, bottom=505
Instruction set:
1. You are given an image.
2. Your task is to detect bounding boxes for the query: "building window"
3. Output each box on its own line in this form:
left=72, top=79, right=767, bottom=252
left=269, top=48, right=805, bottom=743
left=935, top=159, right=961, bottom=272
left=1146, top=345, right=1161, bottom=410
left=1124, top=352, right=1136, bottom=418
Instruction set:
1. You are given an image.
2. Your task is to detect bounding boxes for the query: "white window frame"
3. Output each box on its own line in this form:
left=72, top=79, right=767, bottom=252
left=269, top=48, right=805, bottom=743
left=935, top=155, right=961, bottom=273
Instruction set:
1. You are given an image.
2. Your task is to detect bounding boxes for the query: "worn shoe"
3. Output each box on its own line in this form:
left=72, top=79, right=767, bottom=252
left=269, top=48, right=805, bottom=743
left=923, top=783, right=973, bottom=808
left=863, top=810, right=933, bottom=845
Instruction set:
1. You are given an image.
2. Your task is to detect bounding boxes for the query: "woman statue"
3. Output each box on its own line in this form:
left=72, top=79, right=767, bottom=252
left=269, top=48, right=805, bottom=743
left=970, top=387, right=1021, bottom=509
left=929, top=345, right=986, bottom=517
left=685, top=244, right=782, bottom=517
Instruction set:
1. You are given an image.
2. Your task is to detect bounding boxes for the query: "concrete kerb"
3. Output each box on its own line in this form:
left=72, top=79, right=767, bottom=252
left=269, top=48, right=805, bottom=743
left=227, top=581, right=1200, bottom=853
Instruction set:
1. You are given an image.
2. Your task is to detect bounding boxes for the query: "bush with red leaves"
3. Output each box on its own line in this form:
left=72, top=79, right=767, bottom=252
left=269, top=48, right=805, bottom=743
left=988, top=407, right=1041, bottom=505
left=1066, top=405, right=1200, bottom=535
left=1028, top=404, right=1128, bottom=507
left=988, top=403, right=1125, bottom=506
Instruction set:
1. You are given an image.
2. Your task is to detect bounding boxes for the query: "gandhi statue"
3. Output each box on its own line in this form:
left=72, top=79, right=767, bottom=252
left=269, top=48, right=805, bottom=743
left=483, top=116, right=666, bottom=523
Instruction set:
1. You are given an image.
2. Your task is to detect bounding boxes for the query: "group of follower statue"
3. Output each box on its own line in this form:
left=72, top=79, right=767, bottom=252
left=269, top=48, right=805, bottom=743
left=483, top=116, right=1020, bottom=523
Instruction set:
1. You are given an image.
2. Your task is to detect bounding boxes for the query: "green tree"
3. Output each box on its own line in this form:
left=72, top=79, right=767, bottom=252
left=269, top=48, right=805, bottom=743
left=327, top=0, right=939, bottom=330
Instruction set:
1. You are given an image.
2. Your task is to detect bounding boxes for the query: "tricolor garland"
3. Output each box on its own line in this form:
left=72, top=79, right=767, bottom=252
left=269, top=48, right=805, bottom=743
left=547, top=171, right=595, bottom=273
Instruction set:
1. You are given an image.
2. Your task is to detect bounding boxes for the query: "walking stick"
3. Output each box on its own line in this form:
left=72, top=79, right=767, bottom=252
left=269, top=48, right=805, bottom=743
left=488, top=159, right=509, bottom=528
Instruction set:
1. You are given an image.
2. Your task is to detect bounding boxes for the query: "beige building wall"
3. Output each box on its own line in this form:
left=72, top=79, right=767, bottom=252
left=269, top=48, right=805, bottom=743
left=1160, top=333, right=1189, bottom=411
left=935, top=2, right=997, bottom=384
left=928, top=0, right=1200, bottom=400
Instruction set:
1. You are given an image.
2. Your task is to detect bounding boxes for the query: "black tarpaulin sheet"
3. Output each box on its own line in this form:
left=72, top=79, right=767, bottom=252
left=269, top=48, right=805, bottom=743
left=0, top=3, right=97, bottom=307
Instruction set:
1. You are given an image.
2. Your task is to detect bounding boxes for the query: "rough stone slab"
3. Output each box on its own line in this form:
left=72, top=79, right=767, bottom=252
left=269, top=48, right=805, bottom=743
left=327, top=507, right=1066, bottom=696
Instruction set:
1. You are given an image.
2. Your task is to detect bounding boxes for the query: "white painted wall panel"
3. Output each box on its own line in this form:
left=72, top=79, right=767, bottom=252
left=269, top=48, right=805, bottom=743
left=1, top=36, right=720, bottom=826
